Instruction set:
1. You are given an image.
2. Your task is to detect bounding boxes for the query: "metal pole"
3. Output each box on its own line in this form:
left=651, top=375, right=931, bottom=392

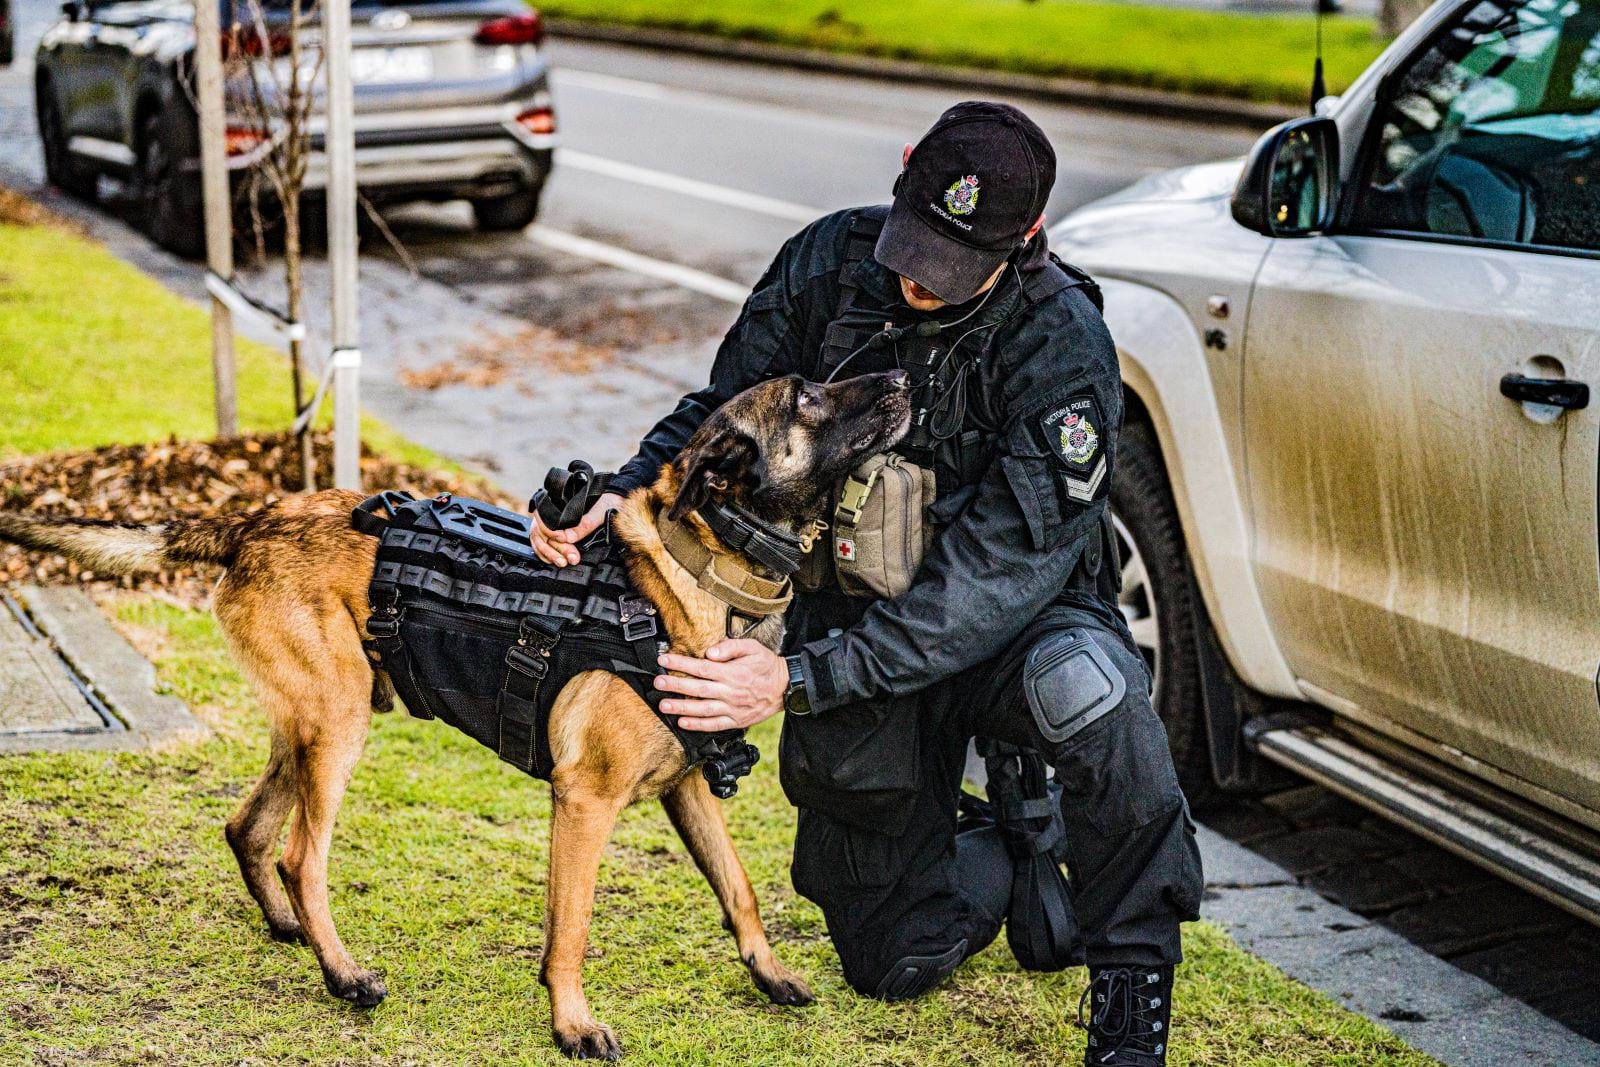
left=193, top=0, right=237, bottom=438
left=322, top=0, right=361, bottom=490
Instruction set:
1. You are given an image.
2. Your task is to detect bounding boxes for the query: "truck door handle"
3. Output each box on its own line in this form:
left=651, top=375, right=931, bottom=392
left=1500, top=373, right=1589, bottom=410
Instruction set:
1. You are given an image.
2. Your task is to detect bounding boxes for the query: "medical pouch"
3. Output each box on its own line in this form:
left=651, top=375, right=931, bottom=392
left=831, top=453, right=936, bottom=600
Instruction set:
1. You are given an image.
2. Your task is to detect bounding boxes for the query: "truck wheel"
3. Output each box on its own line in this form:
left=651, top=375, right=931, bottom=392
left=471, top=182, right=540, bottom=232
left=37, top=86, right=98, bottom=201
left=136, top=107, right=204, bottom=259
left=1109, top=420, right=1224, bottom=808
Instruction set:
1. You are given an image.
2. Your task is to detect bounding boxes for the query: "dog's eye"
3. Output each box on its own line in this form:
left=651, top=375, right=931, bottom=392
left=797, top=388, right=819, bottom=411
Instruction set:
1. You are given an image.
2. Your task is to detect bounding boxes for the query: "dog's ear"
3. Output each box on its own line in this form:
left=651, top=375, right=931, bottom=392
left=670, top=426, right=759, bottom=522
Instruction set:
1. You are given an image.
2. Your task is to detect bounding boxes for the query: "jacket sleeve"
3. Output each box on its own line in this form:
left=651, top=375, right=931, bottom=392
left=798, top=290, right=1120, bottom=712
left=607, top=225, right=828, bottom=495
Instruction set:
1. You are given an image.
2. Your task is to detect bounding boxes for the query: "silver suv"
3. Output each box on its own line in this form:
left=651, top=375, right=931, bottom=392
left=1053, top=0, right=1600, bottom=922
left=35, top=0, right=555, bottom=255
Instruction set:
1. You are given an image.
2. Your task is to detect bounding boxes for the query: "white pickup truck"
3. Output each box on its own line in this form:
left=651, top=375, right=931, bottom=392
left=1051, top=0, right=1599, bottom=921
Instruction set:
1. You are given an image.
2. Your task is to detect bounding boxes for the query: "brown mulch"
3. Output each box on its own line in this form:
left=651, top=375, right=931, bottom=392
left=0, top=432, right=513, bottom=607
left=0, top=188, right=78, bottom=231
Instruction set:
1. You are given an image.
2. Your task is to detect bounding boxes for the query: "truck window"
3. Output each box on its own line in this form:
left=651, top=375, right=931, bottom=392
left=1350, top=0, right=1600, bottom=254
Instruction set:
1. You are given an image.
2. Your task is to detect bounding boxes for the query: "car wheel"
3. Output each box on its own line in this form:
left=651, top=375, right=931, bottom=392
left=471, top=182, right=541, bottom=232
left=1108, top=419, right=1224, bottom=808
left=136, top=107, right=204, bottom=258
left=37, top=85, right=98, bottom=201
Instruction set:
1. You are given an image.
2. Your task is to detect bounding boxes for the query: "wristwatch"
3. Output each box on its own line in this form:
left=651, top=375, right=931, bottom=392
left=782, top=654, right=813, bottom=716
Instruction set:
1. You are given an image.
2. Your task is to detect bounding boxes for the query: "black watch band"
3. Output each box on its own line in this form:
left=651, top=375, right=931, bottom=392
left=783, top=654, right=813, bottom=716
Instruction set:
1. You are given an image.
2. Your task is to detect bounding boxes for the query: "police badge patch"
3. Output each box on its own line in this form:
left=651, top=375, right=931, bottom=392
left=943, top=174, right=980, bottom=216
left=1040, top=394, right=1108, bottom=503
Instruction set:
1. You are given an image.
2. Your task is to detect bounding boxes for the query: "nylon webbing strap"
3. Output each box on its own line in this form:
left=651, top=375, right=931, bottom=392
left=499, top=613, right=563, bottom=776
left=656, top=512, right=793, bottom=623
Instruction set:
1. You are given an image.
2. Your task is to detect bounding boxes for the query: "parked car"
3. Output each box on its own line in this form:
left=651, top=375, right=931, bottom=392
left=1053, top=0, right=1600, bottom=920
left=33, top=0, right=555, bottom=256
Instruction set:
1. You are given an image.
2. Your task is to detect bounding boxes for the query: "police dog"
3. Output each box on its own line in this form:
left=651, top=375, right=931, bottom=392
left=0, top=371, right=911, bottom=1060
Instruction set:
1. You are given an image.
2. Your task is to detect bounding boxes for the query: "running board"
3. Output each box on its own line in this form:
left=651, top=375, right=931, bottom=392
left=1253, top=725, right=1600, bottom=925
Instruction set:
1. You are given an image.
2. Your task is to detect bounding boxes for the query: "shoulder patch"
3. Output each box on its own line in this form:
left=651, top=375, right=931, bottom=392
left=1040, top=393, right=1107, bottom=502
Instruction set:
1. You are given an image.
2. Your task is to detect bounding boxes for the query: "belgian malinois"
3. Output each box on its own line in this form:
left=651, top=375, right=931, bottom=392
left=0, top=371, right=911, bottom=1060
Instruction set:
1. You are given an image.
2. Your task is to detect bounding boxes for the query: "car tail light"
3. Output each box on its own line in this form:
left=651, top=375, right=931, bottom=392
left=220, top=27, right=291, bottom=60
left=515, top=105, right=555, bottom=136
left=475, top=11, right=542, bottom=46
left=224, top=125, right=270, bottom=156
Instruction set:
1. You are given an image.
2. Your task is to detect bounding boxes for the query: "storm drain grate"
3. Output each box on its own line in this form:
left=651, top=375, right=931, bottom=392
left=1, top=589, right=125, bottom=734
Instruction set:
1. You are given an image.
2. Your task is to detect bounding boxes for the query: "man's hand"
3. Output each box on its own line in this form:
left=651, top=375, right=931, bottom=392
left=655, top=639, right=788, bottom=732
left=530, top=492, right=624, bottom=567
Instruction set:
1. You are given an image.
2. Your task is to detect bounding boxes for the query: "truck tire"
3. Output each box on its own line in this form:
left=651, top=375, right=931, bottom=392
left=471, top=182, right=540, bottom=232
left=1108, top=420, right=1224, bottom=808
left=37, top=85, right=98, bottom=201
left=136, top=106, right=204, bottom=259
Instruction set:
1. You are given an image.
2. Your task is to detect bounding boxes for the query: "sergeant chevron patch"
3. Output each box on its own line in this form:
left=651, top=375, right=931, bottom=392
left=1065, top=456, right=1107, bottom=502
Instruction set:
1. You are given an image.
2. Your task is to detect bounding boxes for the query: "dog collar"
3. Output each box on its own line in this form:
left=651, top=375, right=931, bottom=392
left=698, top=498, right=808, bottom=576
left=655, top=510, right=794, bottom=637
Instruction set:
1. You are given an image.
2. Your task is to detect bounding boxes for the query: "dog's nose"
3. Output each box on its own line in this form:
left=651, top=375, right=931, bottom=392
left=885, top=370, right=910, bottom=391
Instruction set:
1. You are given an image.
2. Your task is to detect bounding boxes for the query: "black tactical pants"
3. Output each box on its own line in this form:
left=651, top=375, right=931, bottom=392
left=789, top=608, right=1204, bottom=998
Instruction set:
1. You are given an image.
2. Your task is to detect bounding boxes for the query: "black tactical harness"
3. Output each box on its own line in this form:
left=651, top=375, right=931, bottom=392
left=353, top=471, right=763, bottom=798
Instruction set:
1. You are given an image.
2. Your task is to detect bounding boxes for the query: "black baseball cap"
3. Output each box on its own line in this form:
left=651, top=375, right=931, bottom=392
left=876, top=101, right=1056, bottom=304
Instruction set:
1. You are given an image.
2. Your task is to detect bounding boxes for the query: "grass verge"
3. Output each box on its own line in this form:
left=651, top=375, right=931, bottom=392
left=0, top=211, right=1436, bottom=1063
left=540, top=0, right=1388, bottom=104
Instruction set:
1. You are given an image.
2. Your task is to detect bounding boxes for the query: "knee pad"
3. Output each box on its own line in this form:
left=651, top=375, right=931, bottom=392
left=1023, top=629, right=1127, bottom=746
left=871, top=940, right=968, bottom=1002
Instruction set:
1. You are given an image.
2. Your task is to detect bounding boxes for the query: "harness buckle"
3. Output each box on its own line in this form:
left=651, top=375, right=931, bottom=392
left=618, top=594, right=658, bottom=641
left=505, top=644, right=551, bottom=679
left=365, top=611, right=401, bottom=640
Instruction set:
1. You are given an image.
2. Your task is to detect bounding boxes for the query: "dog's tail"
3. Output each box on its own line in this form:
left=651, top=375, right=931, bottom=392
left=0, top=512, right=253, bottom=575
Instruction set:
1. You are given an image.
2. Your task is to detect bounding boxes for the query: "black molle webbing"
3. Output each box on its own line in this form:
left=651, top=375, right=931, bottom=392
left=354, top=490, right=758, bottom=797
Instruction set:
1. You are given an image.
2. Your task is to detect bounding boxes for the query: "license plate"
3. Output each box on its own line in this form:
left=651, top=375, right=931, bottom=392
left=351, top=46, right=433, bottom=84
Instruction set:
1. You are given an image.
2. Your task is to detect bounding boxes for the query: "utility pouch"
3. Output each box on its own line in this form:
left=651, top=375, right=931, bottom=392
left=831, top=453, right=936, bottom=600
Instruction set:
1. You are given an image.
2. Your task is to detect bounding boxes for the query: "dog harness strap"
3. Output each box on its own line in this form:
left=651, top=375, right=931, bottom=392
left=698, top=498, right=807, bottom=576
left=498, top=613, right=563, bottom=776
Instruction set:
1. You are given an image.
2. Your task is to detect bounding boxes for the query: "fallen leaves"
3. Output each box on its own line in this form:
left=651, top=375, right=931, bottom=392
left=0, top=432, right=513, bottom=606
left=398, top=324, right=615, bottom=392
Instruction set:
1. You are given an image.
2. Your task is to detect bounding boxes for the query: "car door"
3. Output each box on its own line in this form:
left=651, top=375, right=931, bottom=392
left=1242, top=0, right=1600, bottom=816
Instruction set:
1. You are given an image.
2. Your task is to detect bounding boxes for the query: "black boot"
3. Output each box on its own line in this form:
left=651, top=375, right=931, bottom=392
left=1080, top=965, right=1173, bottom=1066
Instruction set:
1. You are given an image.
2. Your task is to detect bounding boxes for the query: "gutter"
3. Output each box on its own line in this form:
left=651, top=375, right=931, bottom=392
left=546, top=18, right=1298, bottom=129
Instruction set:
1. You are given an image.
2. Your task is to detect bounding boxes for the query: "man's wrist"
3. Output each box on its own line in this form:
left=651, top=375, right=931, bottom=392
left=782, top=654, right=814, bottom=716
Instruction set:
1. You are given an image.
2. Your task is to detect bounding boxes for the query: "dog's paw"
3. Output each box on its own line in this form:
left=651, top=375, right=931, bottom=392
left=555, top=1022, right=623, bottom=1061
left=325, top=967, right=388, bottom=1009
left=751, top=962, right=815, bottom=1007
left=267, top=920, right=306, bottom=945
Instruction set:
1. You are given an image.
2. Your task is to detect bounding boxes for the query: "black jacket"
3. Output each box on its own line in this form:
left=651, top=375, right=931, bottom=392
left=610, top=207, right=1124, bottom=716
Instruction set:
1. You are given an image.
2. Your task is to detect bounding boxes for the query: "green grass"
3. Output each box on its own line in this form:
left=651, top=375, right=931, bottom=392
left=540, top=0, right=1388, bottom=104
left=0, top=221, right=448, bottom=471
left=0, top=214, right=1436, bottom=1063
left=0, top=598, right=1441, bottom=1065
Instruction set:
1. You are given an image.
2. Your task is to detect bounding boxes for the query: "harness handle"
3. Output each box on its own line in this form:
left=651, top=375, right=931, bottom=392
left=531, top=461, right=615, bottom=531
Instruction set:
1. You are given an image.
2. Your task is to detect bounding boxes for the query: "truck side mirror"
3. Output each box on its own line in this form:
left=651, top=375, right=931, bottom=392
left=1230, top=116, right=1340, bottom=238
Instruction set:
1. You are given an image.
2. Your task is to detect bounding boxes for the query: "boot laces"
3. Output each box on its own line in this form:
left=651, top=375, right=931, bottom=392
left=1078, top=968, right=1166, bottom=1064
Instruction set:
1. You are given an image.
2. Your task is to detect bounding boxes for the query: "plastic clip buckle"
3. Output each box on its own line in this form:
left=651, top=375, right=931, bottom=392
left=365, top=613, right=401, bottom=639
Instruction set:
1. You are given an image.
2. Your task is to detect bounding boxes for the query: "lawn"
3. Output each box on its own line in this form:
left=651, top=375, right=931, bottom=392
left=0, top=209, right=1438, bottom=1064
left=540, top=0, right=1389, bottom=104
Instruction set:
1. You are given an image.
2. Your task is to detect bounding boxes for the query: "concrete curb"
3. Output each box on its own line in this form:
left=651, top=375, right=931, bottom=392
left=547, top=19, right=1298, bottom=129
left=1197, top=825, right=1600, bottom=1066
left=0, top=586, right=207, bottom=753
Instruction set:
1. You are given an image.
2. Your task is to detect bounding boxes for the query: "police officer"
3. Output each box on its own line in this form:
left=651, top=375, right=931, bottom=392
left=532, top=102, right=1203, bottom=1067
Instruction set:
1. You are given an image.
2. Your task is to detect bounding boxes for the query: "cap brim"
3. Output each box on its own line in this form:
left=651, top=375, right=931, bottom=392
left=875, top=200, right=1011, bottom=305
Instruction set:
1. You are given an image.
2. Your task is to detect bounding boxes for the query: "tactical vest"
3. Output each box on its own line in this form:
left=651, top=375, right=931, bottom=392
left=824, top=207, right=1104, bottom=495
left=820, top=208, right=1120, bottom=597
left=353, top=491, right=759, bottom=798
